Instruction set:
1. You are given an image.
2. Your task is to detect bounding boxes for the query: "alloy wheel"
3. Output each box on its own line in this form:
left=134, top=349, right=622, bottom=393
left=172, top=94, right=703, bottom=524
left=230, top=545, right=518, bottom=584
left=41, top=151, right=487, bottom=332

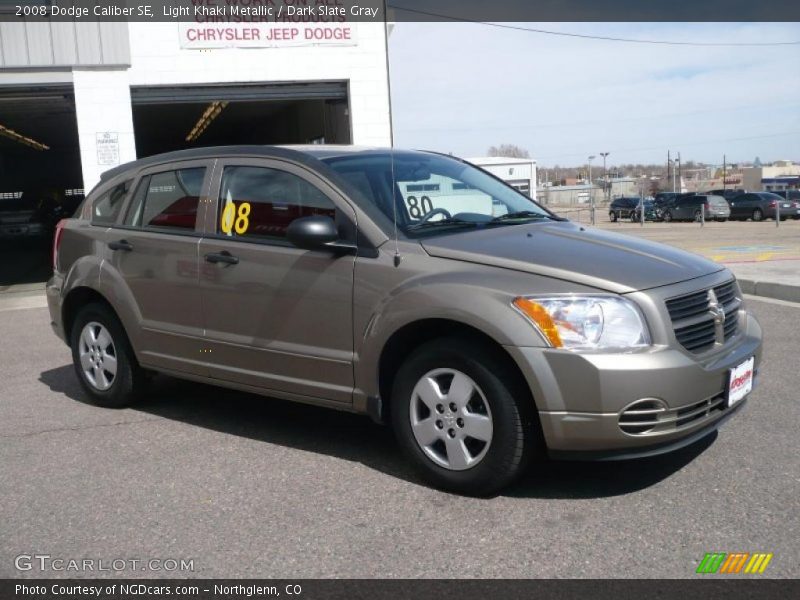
left=409, top=368, right=493, bottom=471
left=78, top=322, right=118, bottom=391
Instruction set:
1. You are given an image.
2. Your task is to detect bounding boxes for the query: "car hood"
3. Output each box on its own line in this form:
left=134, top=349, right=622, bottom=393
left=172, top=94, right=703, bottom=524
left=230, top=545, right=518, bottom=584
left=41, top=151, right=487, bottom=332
left=419, top=221, right=725, bottom=293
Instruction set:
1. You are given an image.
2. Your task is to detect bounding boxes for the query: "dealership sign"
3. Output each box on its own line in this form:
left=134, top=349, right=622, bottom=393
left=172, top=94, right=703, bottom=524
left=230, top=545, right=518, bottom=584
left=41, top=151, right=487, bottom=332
left=179, top=22, right=358, bottom=49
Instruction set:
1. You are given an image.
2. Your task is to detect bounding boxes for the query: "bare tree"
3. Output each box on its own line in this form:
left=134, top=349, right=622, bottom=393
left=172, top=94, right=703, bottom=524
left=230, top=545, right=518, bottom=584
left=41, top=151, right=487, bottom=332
left=487, top=144, right=530, bottom=159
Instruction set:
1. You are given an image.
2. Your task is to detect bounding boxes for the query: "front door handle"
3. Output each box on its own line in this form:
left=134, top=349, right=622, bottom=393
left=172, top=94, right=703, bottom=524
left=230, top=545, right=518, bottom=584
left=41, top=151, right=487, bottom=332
left=108, top=239, right=133, bottom=252
left=205, top=251, right=239, bottom=265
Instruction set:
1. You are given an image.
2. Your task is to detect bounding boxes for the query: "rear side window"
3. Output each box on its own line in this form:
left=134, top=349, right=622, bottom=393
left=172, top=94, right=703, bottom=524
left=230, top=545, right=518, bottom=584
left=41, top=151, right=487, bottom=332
left=217, top=166, right=336, bottom=241
left=91, top=180, right=131, bottom=225
left=125, top=168, right=206, bottom=231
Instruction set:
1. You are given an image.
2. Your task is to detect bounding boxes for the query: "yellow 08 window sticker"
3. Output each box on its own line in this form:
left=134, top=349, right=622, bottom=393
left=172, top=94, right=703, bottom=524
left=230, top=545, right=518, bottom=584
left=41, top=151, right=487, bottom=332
left=220, top=201, right=251, bottom=235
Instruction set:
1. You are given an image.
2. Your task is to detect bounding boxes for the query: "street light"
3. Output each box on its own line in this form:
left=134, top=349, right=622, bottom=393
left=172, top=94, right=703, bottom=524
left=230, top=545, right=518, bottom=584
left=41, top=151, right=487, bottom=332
left=600, top=152, right=610, bottom=202
left=588, top=155, right=596, bottom=224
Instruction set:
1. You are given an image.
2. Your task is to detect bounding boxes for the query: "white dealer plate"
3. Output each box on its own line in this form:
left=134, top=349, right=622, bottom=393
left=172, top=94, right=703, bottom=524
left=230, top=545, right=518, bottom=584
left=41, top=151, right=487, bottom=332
left=727, top=357, right=754, bottom=407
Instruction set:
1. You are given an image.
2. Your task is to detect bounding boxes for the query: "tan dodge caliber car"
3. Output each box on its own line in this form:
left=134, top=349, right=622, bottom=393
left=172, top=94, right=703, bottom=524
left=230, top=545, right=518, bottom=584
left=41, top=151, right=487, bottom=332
left=48, top=146, right=762, bottom=495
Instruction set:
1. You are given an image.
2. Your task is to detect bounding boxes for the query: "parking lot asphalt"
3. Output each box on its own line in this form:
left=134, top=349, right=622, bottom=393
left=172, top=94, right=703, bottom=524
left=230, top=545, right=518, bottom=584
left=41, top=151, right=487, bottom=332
left=1, top=301, right=798, bottom=579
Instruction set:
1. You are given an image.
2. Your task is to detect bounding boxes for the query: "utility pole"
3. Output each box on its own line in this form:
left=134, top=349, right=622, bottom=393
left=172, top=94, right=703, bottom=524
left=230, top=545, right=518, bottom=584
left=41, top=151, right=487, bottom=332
left=600, top=151, right=610, bottom=202
left=588, top=155, right=596, bottom=224
left=677, top=152, right=681, bottom=193
left=667, top=150, right=671, bottom=192
left=723, top=154, right=727, bottom=192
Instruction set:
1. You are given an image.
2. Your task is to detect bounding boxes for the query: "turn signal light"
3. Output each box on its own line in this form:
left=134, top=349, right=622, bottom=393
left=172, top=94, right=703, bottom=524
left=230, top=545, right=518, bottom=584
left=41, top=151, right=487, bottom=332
left=512, top=297, right=563, bottom=347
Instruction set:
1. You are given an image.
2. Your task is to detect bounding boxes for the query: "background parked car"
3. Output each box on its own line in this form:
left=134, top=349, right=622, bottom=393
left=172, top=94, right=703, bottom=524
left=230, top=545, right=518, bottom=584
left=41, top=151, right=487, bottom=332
left=0, top=194, right=45, bottom=240
left=728, top=192, right=798, bottom=221
left=608, top=197, right=640, bottom=221
left=632, top=199, right=659, bottom=222
left=772, top=190, right=800, bottom=201
left=772, top=191, right=800, bottom=218
left=652, top=192, right=679, bottom=216
left=706, top=188, right=748, bottom=201
left=660, top=193, right=730, bottom=222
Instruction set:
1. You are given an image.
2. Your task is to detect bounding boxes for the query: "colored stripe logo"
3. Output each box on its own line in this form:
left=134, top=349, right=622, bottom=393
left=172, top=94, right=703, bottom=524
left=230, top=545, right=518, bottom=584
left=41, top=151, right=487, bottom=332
left=696, top=552, right=773, bottom=574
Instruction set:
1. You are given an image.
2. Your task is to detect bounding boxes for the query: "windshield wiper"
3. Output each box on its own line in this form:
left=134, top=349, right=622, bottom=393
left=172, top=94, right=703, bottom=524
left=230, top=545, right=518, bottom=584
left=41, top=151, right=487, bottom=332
left=406, top=218, right=479, bottom=232
left=491, top=211, right=563, bottom=222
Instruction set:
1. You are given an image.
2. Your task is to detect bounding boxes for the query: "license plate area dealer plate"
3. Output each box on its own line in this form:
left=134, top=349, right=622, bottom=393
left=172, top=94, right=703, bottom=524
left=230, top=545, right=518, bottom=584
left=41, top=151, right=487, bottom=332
left=727, top=357, right=754, bottom=407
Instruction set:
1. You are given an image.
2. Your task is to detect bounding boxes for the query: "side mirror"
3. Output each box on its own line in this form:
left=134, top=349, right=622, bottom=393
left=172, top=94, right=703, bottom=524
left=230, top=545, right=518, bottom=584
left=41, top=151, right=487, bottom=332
left=286, top=215, right=356, bottom=253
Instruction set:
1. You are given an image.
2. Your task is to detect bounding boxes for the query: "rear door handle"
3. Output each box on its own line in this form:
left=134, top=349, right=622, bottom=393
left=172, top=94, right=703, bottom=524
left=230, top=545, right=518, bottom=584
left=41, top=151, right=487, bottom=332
left=204, top=251, right=239, bottom=265
left=108, top=239, right=133, bottom=252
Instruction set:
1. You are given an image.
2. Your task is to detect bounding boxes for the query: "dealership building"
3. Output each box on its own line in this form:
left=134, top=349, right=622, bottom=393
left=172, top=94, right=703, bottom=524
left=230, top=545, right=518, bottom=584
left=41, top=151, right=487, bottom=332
left=0, top=19, right=392, bottom=196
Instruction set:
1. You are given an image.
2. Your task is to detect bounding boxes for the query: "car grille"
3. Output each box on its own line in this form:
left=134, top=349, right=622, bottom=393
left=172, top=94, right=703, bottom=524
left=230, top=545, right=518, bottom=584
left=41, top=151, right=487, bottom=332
left=666, top=280, right=740, bottom=353
left=618, top=396, right=726, bottom=436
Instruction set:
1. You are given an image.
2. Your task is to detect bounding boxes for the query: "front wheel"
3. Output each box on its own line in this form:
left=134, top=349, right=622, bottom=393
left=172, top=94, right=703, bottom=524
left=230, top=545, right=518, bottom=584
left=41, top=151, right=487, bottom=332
left=630, top=212, right=638, bottom=222
left=662, top=211, right=673, bottom=222
left=70, top=303, right=146, bottom=408
left=609, top=211, right=617, bottom=222
left=752, top=208, right=763, bottom=222
left=390, top=338, right=538, bottom=496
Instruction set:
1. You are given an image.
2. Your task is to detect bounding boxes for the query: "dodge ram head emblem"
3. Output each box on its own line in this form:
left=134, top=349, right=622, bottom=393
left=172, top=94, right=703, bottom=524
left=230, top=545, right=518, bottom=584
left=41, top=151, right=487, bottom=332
left=707, top=289, right=726, bottom=344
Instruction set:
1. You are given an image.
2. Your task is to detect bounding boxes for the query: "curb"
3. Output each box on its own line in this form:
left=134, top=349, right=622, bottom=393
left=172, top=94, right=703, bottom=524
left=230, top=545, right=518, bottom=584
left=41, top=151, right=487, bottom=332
left=737, top=279, right=800, bottom=304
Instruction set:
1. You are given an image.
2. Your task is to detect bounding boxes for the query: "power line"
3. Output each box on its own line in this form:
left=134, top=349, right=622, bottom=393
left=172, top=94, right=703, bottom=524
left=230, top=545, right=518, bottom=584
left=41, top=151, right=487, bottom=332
left=534, top=131, right=800, bottom=162
left=389, top=7, right=800, bottom=47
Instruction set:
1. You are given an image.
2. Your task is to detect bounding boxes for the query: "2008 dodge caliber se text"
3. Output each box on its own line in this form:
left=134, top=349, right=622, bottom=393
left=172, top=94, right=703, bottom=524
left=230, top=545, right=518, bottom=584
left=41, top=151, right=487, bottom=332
left=47, top=146, right=762, bottom=495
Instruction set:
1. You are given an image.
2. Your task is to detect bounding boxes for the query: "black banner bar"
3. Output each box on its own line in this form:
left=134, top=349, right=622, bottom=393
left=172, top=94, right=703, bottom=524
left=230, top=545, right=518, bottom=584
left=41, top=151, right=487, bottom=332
left=0, top=0, right=799, bottom=23
left=2, top=579, right=799, bottom=600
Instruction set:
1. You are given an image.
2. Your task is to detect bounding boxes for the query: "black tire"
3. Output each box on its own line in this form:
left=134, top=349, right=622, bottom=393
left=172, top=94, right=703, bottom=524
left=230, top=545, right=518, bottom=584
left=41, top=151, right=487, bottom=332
left=390, top=337, right=539, bottom=496
left=752, top=208, right=763, bottom=222
left=662, top=211, right=672, bottom=222
left=609, top=211, right=617, bottom=222
left=630, top=211, right=638, bottom=223
left=70, top=303, right=146, bottom=408
left=694, top=210, right=702, bottom=222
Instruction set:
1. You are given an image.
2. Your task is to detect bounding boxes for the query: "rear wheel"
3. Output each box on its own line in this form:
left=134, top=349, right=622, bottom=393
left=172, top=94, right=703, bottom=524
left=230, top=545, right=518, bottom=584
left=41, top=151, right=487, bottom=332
left=70, top=303, right=146, bottom=408
left=630, top=211, right=638, bottom=222
left=752, top=208, right=763, bottom=222
left=694, top=210, right=702, bottom=222
left=390, top=338, right=538, bottom=496
left=609, top=211, right=617, bottom=222
left=662, top=211, right=673, bottom=222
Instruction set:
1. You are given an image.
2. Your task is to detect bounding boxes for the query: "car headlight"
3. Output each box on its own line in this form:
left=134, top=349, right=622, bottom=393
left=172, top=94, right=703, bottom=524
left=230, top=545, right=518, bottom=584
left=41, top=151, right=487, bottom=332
left=512, top=295, right=650, bottom=351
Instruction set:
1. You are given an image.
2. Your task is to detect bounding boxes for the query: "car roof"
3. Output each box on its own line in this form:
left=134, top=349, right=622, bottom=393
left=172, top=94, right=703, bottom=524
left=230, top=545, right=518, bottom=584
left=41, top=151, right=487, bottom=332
left=99, top=145, right=434, bottom=183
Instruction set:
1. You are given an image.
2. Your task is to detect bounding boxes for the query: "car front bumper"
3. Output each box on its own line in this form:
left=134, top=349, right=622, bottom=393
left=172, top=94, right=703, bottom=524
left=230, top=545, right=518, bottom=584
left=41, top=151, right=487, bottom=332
left=505, top=311, right=762, bottom=459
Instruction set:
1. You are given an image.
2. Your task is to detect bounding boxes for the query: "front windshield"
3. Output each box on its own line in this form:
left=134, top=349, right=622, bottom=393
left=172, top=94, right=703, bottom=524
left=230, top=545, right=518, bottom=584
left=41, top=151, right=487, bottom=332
left=322, top=151, right=554, bottom=236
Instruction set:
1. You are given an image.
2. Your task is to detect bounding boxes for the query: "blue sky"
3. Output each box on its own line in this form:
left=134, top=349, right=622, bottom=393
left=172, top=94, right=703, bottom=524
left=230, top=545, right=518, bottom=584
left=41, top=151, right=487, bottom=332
left=387, top=22, right=800, bottom=167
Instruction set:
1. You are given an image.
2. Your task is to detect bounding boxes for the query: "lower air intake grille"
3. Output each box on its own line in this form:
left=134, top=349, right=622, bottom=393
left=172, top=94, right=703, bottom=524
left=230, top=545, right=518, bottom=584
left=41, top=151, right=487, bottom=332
left=619, top=396, right=726, bottom=436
